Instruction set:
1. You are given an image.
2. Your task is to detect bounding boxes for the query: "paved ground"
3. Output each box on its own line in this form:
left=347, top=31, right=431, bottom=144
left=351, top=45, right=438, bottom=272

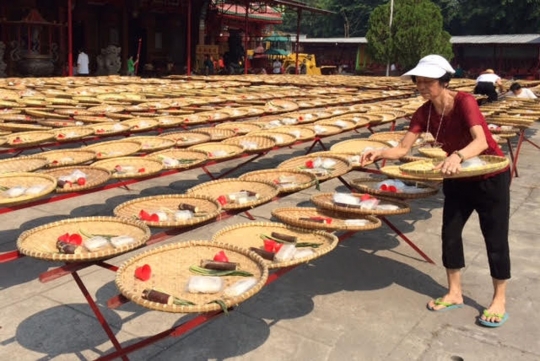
left=0, top=120, right=539, bottom=361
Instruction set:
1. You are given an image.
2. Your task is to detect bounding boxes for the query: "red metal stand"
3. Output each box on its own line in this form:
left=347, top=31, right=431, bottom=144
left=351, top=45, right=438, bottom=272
left=510, top=129, right=540, bottom=179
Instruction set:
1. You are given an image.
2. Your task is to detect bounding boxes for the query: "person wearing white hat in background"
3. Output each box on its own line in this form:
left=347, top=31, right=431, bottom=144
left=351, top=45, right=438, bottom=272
left=474, top=68, right=504, bottom=102
left=361, top=54, right=511, bottom=328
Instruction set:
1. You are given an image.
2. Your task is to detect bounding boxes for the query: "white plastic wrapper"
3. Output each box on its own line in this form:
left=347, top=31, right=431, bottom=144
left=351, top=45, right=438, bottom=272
left=290, top=130, right=301, bottom=139
left=376, top=179, right=406, bottom=192
left=268, top=120, right=282, bottom=127
left=387, top=140, right=399, bottom=147
left=333, top=192, right=360, bottom=205
left=344, top=219, right=370, bottom=226
left=160, top=156, right=180, bottom=167
left=347, top=155, right=361, bottom=165
left=359, top=199, right=380, bottom=210
left=240, top=141, right=258, bottom=150
left=71, top=169, right=87, bottom=179
left=151, top=210, right=168, bottom=222
left=228, top=191, right=249, bottom=201
left=376, top=204, right=400, bottom=211
left=4, top=186, right=26, bottom=198
left=110, top=235, right=136, bottom=248
left=274, top=243, right=296, bottom=262
left=237, top=196, right=258, bottom=204
left=273, top=135, right=284, bottom=144
left=174, top=210, right=193, bottom=221
left=335, top=120, right=348, bottom=128
left=293, top=248, right=315, bottom=260
left=304, top=113, right=314, bottom=120
left=313, top=125, right=327, bottom=134
left=210, top=150, right=228, bottom=158
left=281, top=117, right=297, bottom=125
left=115, top=165, right=135, bottom=174
left=321, top=158, right=336, bottom=169
left=24, top=184, right=48, bottom=195
left=223, top=278, right=258, bottom=297
left=83, top=236, right=109, bottom=252
left=461, top=156, right=487, bottom=169
left=187, top=276, right=224, bottom=294
left=59, top=157, right=74, bottom=163
left=112, top=123, right=124, bottom=131
left=278, top=175, right=297, bottom=184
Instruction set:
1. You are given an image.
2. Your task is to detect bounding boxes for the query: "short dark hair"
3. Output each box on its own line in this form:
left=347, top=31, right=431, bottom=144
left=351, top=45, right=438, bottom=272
left=411, top=72, right=453, bottom=87
left=510, top=82, right=522, bottom=92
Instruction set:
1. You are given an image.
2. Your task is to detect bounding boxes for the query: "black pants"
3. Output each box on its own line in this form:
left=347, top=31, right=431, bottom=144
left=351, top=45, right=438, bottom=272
left=441, top=169, right=511, bottom=279
left=474, top=81, right=498, bottom=102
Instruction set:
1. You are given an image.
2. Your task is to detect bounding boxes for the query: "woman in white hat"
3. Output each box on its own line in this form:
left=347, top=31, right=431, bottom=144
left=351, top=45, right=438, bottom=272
left=361, top=54, right=511, bottom=327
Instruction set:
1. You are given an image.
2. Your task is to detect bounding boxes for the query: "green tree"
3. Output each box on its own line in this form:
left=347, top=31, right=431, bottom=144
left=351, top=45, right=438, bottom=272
left=366, top=0, right=453, bottom=71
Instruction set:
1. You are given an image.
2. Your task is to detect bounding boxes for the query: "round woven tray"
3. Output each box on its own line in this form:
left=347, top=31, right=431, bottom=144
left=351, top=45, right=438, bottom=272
left=304, top=124, right=343, bottom=137
left=41, top=166, right=111, bottom=193
left=148, top=148, right=208, bottom=169
left=277, top=152, right=351, bottom=181
left=212, top=221, right=339, bottom=269
left=54, top=108, right=94, bottom=116
left=398, top=155, right=509, bottom=179
left=84, top=140, right=142, bottom=159
left=186, top=179, right=279, bottom=210
left=0, top=122, right=52, bottom=132
left=36, top=119, right=82, bottom=128
left=188, top=143, right=244, bottom=161
left=0, top=172, right=57, bottom=206
left=349, top=177, right=439, bottom=200
left=154, top=116, right=187, bottom=128
left=128, top=136, right=176, bottom=152
left=52, top=126, right=95, bottom=142
left=221, top=135, right=277, bottom=153
left=366, top=112, right=397, bottom=124
left=271, top=207, right=382, bottom=232
left=0, top=156, right=49, bottom=174
left=368, top=131, right=419, bottom=147
left=115, top=240, right=268, bottom=313
left=311, top=192, right=411, bottom=216
left=330, top=139, right=389, bottom=155
left=265, top=99, right=299, bottom=113
left=248, top=130, right=297, bottom=147
left=89, top=122, right=131, bottom=136
left=316, top=118, right=357, bottom=131
left=274, top=126, right=316, bottom=141
left=73, top=115, right=115, bottom=124
left=41, top=149, right=96, bottom=168
left=417, top=147, right=448, bottom=159
left=17, top=216, right=150, bottom=262
left=161, top=131, right=212, bottom=147
left=195, top=127, right=236, bottom=142
left=86, top=104, right=125, bottom=114
left=486, top=116, right=533, bottom=128
left=114, top=194, right=222, bottom=228
left=120, top=118, right=159, bottom=132
left=92, top=156, right=163, bottom=179
left=239, top=169, right=317, bottom=194
left=215, top=122, right=262, bottom=135
left=25, top=109, right=68, bottom=119
left=0, top=113, right=37, bottom=123
left=380, top=165, right=443, bottom=181
left=399, top=155, right=431, bottom=163
left=5, top=131, right=55, bottom=148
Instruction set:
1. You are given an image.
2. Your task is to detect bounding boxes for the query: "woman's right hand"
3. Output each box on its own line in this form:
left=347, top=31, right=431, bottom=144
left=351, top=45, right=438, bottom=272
left=360, top=149, right=383, bottom=166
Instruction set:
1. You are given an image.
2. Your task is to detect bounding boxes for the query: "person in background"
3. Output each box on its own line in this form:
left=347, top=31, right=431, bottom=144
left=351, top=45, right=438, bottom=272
left=454, top=64, right=465, bottom=78
left=203, top=54, right=214, bottom=76
left=504, top=82, right=537, bottom=99
left=300, top=59, right=307, bottom=74
left=76, top=49, right=89, bottom=76
left=474, top=69, right=504, bottom=102
left=127, top=55, right=138, bottom=76
left=361, top=54, right=511, bottom=328
left=272, top=58, right=282, bottom=74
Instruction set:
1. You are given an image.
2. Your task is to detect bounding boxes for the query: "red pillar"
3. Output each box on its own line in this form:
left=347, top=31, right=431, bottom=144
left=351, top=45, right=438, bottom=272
left=68, top=0, right=73, bottom=76
left=187, top=0, right=192, bottom=76
left=294, top=9, right=302, bottom=75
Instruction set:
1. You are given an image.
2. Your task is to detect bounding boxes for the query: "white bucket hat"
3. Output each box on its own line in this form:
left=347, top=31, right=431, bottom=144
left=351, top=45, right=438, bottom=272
left=401, top=54, right=455, bottom=80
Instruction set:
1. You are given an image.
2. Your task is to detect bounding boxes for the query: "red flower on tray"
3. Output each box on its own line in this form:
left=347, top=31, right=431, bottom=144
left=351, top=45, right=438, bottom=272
left=139, top=210, right=160, bottom=222
left=305, top=160, right=314, bottom=169
left=379, top=184, right=397, bottom=193
left=57, top=232, right=83, bottom=246
left=263, top=239, right=282, bottom=253
left=134, top=264, right=152, bottom=281
left=213, top=250, right=229, bottom=262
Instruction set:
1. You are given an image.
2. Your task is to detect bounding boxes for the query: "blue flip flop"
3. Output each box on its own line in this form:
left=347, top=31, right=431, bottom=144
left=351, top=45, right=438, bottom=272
left=427, top=297, right=464, bottom=312
left=478, top=310, right=509, bottom=327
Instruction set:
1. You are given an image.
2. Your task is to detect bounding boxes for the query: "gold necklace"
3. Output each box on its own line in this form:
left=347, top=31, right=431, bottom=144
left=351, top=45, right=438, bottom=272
left=425, top=101, right=446, bottom=148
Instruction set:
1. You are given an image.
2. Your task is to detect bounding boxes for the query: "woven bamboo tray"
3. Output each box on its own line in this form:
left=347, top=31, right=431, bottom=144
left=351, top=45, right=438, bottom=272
left=54, top=108, right=94, bottom=116
left=346, top=115, right=373, bottom=128
left=271, top=207, right=382, bottom=232
left=154, top=116, right=187, bottom=128
left=0, top=113, right=37, bottom=123
left=36, top=119, right=82, bottom=128
left=115, top=240, right=268, bottom=313
left=247, top=130, right=297, bottom=147
left=304, top=124, right=343, bottom=137
left=52, top=126, right=95, bottom=142
left=316, top=118, right=357, bottom=131
left=215, top=122, right=262, bottom=135
left=148, top=148, right=208, bottom=169
left=5, top=131, right=55, bottom=148
left=186, top=179, right=279, bottom=210
left=120, top=118, right=159, bottom=132
left=217, top=108, right=249, bottom=119
left=239, top=169, right=317, bottom=194
left=84, top=140, right=142, bottom=159
left=195, top=127, right=237, bottom=142
left=41, top=166, right=111, bottom=193
left=0, top=172, right=57, bottom=206
left=381, top=165, right=443, bottom=181
left=277, top=152, right=351, bottom=181
left=0, top=137, right=6, bottom=147
left=264, top=99, right=299, bottom=113
left=128, top=136, right=176, bottom=152
left=41, top=149, right=96, bottom=168
left=417, top=147, right=448, bottom=159
left=73, top=115, right=115, bottom=124
left=25, top=109, right=68, bottom=119
left=368, top=131, right=420, bottom=147
left=311, top=192, right=411, bottom=216
left=161, top=131, right=212, bottom=148
left=188, top=143, right=244, bottom=161
left=399, top=155, right=509, bottom=179
left=486, top=116, right=534, bottom=128
left=366, top=112, right=397, bottom=124
left=221, top=135, right=277, bottom=154
left=17, top=216, right=150, bottom=262
left=330, top=139, right=389, bottom=155
left=212, top=221, right=338, bottom=269
left=92, top=156, right=163, bottom=179
left=274, top=126, right=316, bottom=141
left=89, top=122, right=131, bottom=136
left=109, top=113, right=138, bottom=120
left=0, top=156, right=49, bottom=174
left=86, top=104, right=125, bottom=114
left=349, top=177, right=439, bottom=200
left=399, top=155, right=431, bottom=163
left=114, top=194, right=221, bottom=228
left=0, top=122, right=52, bottom=132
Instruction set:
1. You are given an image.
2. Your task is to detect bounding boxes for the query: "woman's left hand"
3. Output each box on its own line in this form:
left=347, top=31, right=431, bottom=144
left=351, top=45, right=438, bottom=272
left=434, top=153, right=462, bottom=175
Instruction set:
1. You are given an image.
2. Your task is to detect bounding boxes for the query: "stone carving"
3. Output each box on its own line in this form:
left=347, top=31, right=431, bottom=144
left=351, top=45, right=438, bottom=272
left=0, top=42, right=6, bottom=77
left=96, top=45, right=122, bottom=75
left=10, top=40, right=54, bottom=77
